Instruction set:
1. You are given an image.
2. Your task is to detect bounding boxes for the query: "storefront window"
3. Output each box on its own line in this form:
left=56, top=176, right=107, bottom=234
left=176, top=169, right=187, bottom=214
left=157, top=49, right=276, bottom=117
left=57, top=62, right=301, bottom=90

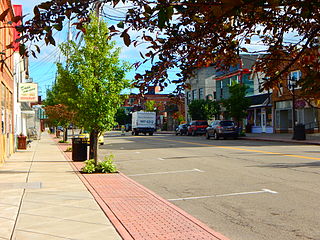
left=266, top=108, right=272, bottom=126
left=255, top=109, right=261, bottom=126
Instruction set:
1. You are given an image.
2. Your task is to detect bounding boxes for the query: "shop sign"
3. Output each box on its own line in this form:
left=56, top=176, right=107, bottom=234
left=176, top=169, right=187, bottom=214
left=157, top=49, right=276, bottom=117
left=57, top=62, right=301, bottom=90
left=19, top=83, right=38, bottom=102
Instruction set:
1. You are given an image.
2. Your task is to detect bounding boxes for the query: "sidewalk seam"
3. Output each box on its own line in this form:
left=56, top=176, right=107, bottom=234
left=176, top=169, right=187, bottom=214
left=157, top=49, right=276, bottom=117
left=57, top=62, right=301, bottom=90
left=10, top=140, right=38, bottom=240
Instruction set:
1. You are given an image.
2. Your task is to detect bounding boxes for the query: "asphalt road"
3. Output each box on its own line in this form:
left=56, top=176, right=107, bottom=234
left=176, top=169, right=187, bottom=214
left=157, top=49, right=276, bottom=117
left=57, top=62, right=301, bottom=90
left=99, top=132, right=320, bottom=240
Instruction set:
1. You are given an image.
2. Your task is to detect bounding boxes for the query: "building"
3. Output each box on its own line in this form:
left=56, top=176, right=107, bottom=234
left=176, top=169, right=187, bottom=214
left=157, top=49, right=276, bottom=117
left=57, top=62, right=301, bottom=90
left=185, top=66, right=216, bottom=122
left=185, top=55, right=274, bottom=133
left=12, top=5, right=35, bottom=148
left=123, top=86, right=185, bottom=131
left=0, top=0, right=15, bottom=163
left=272, top=70, right=319, bottom=133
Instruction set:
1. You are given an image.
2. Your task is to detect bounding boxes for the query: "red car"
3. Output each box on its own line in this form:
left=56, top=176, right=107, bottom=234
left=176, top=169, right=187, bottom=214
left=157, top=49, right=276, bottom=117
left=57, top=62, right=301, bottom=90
left=187, top=120, right=208, bottom=136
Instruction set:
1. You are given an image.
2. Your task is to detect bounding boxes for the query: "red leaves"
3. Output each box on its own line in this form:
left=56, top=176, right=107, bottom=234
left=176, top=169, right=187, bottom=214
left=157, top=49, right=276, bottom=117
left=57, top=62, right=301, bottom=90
left=120, top=31, right=131, bottom=47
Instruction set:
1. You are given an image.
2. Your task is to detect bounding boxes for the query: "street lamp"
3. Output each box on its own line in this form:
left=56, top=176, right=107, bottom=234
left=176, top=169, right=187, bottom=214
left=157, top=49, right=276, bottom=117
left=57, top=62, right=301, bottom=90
left=288, top=75, right=297, bottom=140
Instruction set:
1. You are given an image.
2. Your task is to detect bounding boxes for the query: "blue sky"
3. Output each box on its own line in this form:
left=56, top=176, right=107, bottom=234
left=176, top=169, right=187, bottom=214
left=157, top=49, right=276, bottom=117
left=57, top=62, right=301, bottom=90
left=11, top=0, right=178, bottom=98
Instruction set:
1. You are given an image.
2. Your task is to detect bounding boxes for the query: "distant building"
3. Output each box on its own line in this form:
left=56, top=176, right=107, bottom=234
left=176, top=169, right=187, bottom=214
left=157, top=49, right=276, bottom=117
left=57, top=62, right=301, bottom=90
left=123, top=86, right=185, bottom=131
left=185, top=66, right=216, bottom=122
left=185, top=55, right=274, bottom=133
left=272, top=70, right=319, bottom=133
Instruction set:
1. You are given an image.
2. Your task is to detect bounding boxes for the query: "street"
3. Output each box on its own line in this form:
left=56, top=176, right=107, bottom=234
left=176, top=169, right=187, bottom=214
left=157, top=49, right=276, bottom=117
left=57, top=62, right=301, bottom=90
left=99, top=132, right=320, bottom=240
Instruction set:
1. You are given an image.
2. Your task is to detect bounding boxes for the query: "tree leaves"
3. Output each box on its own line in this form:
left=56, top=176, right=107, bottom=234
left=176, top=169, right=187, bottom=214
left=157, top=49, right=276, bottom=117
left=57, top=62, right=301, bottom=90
left=0, top=8, right=10, bottom=21
left=120, top=31, right=131, bottom=46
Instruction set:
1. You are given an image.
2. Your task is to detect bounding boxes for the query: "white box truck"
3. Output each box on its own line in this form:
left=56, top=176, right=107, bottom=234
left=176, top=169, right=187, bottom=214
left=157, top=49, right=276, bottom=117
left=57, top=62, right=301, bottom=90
left=132, top=111, right=156, bottom=136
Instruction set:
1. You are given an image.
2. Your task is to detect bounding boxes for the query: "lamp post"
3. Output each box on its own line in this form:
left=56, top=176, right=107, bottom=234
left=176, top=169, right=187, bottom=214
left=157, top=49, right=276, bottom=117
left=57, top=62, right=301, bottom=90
left=288, top=76, right=297, bottom=140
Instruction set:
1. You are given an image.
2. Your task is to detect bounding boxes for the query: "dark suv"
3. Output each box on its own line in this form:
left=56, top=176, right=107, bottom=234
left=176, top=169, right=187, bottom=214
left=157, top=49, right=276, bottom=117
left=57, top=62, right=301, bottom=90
left=206, top=120, right=238, bottom=140
left=187, top=120, right=208, bottom=136
left=175, top=123, right=189, bottom=135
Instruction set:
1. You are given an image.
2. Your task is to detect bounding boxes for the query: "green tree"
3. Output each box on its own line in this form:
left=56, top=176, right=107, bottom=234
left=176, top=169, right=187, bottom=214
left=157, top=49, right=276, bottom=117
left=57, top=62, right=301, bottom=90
left=54, top=14, right=131, bottom=163
left=115, top=108, right=130, bottom=126
left=188, top=99, right=220, bottom=120
left=223, top=83, right=251, bottom=125
left=144, top=100, right=156, bottom=112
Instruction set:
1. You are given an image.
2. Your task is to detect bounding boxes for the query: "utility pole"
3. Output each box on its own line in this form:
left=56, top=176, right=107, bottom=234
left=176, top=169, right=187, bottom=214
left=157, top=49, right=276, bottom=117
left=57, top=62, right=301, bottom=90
left=68, top=19, right=72, bottom=41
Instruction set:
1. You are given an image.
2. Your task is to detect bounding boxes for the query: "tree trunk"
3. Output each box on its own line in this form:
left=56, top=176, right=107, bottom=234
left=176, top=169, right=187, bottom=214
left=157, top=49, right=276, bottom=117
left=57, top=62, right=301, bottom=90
left=63, top=128, right=68, bottom=142
left=89, top=129, right=99, bottom=165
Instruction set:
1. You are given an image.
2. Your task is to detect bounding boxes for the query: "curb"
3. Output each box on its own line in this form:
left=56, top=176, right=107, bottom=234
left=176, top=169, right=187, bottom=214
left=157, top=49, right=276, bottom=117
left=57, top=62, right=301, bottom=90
left=238, top=137, right=320, bottom=146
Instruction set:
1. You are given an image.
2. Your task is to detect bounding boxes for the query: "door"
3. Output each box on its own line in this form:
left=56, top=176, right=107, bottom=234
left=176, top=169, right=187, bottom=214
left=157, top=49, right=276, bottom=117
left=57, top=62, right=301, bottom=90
left=261, top=109, right=266, bottom=133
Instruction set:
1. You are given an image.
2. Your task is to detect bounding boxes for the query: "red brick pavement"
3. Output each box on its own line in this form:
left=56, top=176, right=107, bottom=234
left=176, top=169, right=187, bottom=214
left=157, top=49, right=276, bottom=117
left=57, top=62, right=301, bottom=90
left=54, top=135, right=229, bottom=240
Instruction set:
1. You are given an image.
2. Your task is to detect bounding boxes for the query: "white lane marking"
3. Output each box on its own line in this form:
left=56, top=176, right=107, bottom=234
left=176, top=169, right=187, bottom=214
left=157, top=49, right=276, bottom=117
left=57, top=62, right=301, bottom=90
left=135, top=152, right=141, bottom=154
left=158, top=158, right=165, bottom=161
left=262, top=188, right=278, bottom=194
left=128, top=168, right=204, bottom=177
left=168, top=189, right=278, bottom=201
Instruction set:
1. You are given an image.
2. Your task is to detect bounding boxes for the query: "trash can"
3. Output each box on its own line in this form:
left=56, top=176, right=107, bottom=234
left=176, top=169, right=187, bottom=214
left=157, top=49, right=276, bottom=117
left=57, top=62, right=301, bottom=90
left=293, top=124, right=306, bottom=140
left=17, top=134, right=27, bottom=150
left=72, top=138, right=88, bottom=161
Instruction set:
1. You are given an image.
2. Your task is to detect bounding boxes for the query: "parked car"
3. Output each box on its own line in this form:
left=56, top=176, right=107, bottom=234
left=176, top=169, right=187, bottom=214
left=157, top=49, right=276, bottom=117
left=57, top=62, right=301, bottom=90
left=206, top=120, right=238, bottom=140
left=175, top=124, right=189, bottom=135
left=79, top=130, right=104, bottom=145
left=187, top=120, right=208, bottom=136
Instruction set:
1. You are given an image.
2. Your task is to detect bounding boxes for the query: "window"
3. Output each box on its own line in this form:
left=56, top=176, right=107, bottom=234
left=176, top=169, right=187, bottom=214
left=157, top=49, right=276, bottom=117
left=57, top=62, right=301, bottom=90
left=288, top=70, right=302, bottom=89
left=129, top=98, right=135, bottom=105
left=192, top=89, right=197, bottom=100
left=187, top=91, right=191, bottom=105
left=199, top=88, right=204, bottom=99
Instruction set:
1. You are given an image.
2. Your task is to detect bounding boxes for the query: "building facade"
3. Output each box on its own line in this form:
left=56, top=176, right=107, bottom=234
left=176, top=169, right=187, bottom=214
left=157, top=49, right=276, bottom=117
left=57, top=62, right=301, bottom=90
left=185, top=66, right=216, bottom=122
left=0, top=0, right=15, bottom=163
left=185, top=55, right=274, bottom=133
left=123, top=87, right=185, bottom=131
left=272, top=70, right=320, bottom=133
left=12, top=5, right=35, bottom=149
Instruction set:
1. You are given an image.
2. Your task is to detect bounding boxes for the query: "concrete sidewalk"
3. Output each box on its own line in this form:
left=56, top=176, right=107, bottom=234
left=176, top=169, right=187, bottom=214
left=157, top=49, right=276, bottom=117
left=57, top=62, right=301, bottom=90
left=0, top=132, right=121, bottom=240
left=239, top=132, right=320, bottom=145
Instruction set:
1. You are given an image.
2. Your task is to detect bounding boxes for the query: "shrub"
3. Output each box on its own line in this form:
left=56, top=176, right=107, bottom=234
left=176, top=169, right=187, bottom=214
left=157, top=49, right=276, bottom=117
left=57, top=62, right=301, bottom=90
left=82, top=159, right=96, bottom=173
left=99, top=155, right=117, bottom=173
left=81, top=155, right=117, bottom=173
left=64, top=147, right=72, bottom=152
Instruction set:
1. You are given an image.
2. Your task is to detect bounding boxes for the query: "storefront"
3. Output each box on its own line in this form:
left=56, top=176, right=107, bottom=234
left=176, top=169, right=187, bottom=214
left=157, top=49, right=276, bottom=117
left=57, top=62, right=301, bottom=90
left=246, top=93, right=273, bottom=133
left=274, top=100, right=319, bottom=133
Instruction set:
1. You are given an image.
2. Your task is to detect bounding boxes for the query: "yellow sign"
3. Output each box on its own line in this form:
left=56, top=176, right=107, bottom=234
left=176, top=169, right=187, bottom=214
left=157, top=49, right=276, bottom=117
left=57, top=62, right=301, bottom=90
left=19, top=83, right=38, bottom=102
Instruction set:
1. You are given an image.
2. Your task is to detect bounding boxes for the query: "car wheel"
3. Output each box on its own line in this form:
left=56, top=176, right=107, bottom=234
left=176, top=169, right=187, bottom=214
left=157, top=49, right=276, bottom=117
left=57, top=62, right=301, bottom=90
left=135, top=132, right=139, bottom=136
left=149, top=132, right=153, bottom=136
left=175, top=132, right=179, bottom=136
left=206, top=132, right=210, bottom=139
left=131, top=131, right=134, bottom=135
left=214, top=132, right=219, bottom=140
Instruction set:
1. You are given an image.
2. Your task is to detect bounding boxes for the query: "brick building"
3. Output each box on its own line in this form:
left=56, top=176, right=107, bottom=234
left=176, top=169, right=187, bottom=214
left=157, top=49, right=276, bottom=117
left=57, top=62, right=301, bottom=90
left=123, top=87, right=185, bottom=131
left=0, top=0, right=15, bottom=163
